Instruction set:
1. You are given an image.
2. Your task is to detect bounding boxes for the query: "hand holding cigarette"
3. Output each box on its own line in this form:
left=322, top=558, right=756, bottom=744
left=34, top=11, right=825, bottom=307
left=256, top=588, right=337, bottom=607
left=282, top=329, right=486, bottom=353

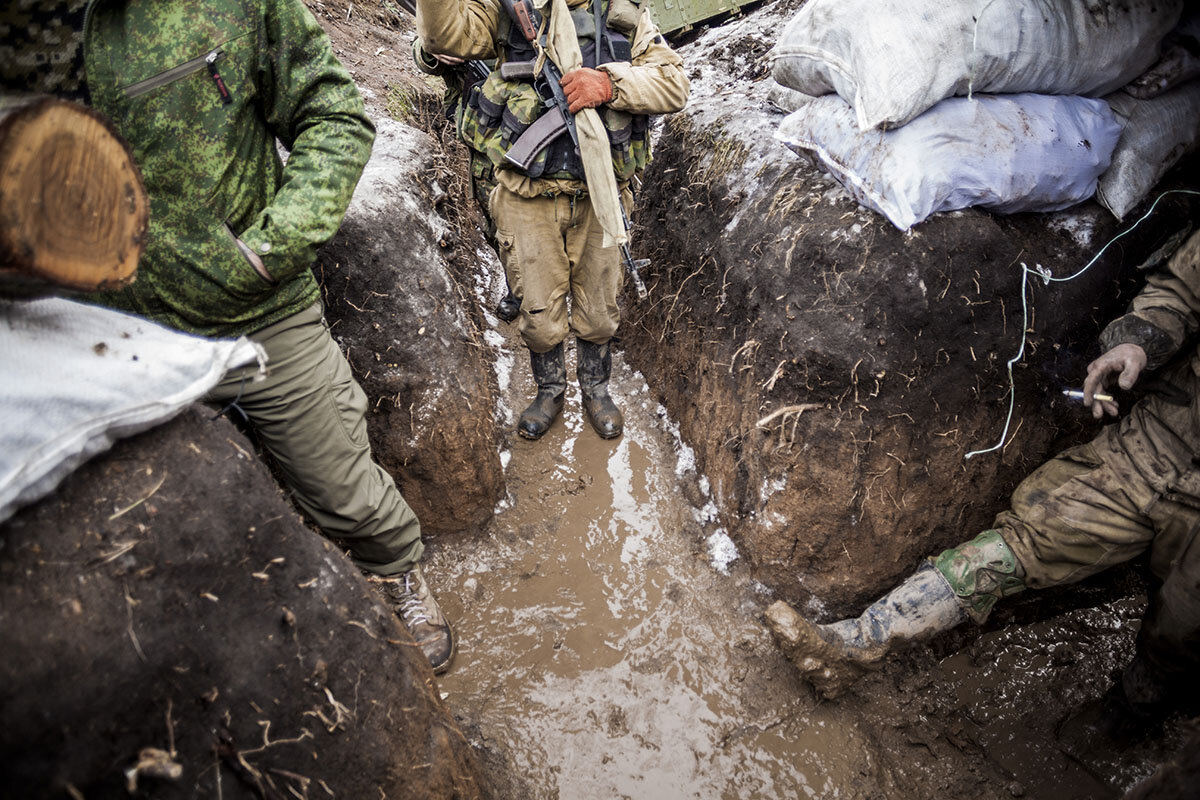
left=1080, top=343, right=1148, bottom=419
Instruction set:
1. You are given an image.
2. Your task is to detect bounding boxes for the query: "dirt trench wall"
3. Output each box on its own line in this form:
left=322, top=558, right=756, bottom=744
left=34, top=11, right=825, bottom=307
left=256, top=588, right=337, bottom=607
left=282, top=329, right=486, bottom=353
left=0, top=408, right=492, bottom=799
left=319, top=117, right=503, bottom=538
left=624, top=3, right=1199, bottom=615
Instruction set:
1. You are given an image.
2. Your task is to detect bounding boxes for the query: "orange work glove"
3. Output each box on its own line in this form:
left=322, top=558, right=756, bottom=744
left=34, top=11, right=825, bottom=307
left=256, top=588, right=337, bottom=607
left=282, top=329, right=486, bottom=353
left=560, top=67, right=613, bottom=113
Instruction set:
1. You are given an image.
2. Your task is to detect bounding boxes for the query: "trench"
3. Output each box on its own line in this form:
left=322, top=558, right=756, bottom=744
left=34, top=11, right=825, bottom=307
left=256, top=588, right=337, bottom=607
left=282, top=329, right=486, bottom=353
left=424, top=261, right=877, bottom=799
left=415, top=260, right=1161, bottom=796
left=417, top=255, right=1173, bottom=799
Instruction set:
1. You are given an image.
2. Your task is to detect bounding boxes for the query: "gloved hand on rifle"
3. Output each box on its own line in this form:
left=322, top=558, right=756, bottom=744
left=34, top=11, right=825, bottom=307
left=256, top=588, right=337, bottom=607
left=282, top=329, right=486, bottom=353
left=561, top=67, right=613, bottom=113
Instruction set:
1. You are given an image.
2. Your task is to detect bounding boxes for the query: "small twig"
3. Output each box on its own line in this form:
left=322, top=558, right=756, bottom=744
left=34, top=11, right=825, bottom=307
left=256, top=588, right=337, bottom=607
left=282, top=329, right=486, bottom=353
left=109, top=472, right=168, bottom=520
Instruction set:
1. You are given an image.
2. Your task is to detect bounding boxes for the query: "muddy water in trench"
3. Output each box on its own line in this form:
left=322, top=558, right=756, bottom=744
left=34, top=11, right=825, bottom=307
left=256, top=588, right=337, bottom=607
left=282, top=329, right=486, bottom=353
left=424, top=322, right=874, bottom=799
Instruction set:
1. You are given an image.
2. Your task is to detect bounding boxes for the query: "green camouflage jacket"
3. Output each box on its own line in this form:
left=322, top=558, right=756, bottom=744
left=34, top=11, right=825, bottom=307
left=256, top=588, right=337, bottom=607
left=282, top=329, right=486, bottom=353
left=85, top=0, right=375, bottom=337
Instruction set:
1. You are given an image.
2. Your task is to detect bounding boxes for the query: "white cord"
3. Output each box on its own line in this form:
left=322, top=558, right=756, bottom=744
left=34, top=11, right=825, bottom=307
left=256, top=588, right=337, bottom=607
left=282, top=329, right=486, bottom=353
left=965, top=189, right=1200, bottom=460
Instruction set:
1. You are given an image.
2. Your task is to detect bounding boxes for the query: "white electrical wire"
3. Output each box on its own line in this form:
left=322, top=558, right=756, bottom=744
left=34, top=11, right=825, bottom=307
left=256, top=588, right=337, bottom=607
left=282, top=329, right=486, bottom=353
left=965, top=189, right=1200, bottom=460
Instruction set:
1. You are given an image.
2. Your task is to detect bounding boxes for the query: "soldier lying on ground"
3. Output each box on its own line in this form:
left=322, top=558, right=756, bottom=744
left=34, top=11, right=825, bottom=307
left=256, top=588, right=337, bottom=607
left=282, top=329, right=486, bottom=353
left=417, top=0, right=689, bottom=441
left=767, top=230, right=1200, bottom=734
left=0, top=0, right=455, bottom=673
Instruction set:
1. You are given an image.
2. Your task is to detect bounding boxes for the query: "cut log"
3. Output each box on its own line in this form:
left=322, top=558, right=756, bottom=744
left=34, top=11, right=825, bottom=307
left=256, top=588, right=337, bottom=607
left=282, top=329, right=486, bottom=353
left=0, top=95, right=147, bottom=296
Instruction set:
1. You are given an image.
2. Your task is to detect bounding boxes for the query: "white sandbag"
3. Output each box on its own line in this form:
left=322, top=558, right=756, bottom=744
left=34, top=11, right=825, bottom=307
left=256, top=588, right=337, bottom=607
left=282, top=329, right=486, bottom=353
left=1126, top=8, right=1200, bottom=99
left=772, top=0, right=1182, bottom=131
left=1098, top=81, right=1200, bottom=220
left=775, top=93, right=1122, bottom=231
left=0, top=299, right=265, bottom=523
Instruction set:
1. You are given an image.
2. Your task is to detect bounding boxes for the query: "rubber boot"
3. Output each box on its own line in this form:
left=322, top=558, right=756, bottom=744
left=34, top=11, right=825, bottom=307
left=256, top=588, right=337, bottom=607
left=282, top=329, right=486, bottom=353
left=518, top=343, right=566, bottom=440
left=577, top=338, right=623, bottom=439
left=495, top=288, right=520, bottom=323
left=765, top=564, right=967, bottom=699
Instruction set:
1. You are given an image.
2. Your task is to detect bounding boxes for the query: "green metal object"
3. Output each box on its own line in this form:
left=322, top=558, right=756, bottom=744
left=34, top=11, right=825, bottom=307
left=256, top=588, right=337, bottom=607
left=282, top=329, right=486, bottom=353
left=644, top=0, right=756, bottom=36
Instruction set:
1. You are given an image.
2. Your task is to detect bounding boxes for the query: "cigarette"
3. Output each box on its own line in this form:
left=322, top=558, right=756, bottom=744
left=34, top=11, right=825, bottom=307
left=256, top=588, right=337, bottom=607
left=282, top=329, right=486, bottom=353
left=1062, top=389, right=1114, bottom=403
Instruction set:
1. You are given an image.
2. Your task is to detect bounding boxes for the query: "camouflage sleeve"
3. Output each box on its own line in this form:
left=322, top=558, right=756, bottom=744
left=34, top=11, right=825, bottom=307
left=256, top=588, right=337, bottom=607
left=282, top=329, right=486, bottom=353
left=1099, top=230, right=1200, bottom=371
left=416, top=0, right=499, bottom=60
left=236, top=0, right=376, bottom=283
left=599, top=6, right=689, bottom=114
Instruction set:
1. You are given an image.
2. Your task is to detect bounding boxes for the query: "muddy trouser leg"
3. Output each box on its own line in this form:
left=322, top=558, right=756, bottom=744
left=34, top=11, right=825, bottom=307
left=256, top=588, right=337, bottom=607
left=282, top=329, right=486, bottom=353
left=474, top=166, right=520, bottom=321
left=982, top=369, right=1200, bottom=690
left=1132, top=478, right=1200, bottom=701
left=207, top=302, right=423, bottom=576
left=564, top=190, right=625, bottom=347
left=491, top=186, right=572, bottom=354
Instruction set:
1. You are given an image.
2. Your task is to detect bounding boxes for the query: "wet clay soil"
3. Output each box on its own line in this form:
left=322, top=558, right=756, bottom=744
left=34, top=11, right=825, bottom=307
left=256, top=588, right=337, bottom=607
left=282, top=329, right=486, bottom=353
left=426, top=311, right=880, bottom=799
left=419, top=268, right=1177, bottom=800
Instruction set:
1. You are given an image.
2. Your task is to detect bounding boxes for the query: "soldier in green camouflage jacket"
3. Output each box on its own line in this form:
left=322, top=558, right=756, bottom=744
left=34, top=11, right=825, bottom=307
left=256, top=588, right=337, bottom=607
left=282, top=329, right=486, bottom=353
left=0, top=0, right=455, bottom=673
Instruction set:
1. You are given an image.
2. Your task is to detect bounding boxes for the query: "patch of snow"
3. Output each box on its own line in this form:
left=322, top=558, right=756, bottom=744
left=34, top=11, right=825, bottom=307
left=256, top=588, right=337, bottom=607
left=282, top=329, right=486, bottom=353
left=707, top=529, right=739, bottom=574
left=1046, top=209, right=1099, bottom=248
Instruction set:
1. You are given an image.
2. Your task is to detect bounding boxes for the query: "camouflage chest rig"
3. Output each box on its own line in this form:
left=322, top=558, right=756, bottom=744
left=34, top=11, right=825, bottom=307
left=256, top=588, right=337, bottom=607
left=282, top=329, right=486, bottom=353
left=458, top=0, right=650, bottom=183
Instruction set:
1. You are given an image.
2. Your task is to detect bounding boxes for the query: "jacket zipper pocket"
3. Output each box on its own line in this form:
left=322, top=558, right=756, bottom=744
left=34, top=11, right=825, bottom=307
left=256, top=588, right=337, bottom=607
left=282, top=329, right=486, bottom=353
left=223, top=223, right=275, bottom=284
left=124, top=48, right=232, bottom=104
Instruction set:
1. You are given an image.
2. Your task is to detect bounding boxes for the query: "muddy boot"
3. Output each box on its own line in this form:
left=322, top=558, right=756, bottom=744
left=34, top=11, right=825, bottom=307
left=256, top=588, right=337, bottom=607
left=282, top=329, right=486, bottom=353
left=766, top=564, right=966, bottom=698
left=366, top=564, right=455, bottom=674
left=495, top=289, right=520, bottom=323
left=518, top=343, right=566, bottom=440
left=766, top=530, right=1024, bottom=698
left=577, top=338, right=623, bottom=439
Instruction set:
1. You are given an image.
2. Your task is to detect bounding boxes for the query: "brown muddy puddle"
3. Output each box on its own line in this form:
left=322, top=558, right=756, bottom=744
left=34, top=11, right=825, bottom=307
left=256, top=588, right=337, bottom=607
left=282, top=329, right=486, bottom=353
left=424, top=324, right=873, bottom=799
left=423, top=301, right=1168, bottom=799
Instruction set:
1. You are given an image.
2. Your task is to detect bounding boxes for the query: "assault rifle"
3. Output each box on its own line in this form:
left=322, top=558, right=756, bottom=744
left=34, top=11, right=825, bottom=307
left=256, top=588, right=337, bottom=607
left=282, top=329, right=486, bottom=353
left=497, top=0, right=650, bottom=301
left=394, top=0, right=492, bottom=85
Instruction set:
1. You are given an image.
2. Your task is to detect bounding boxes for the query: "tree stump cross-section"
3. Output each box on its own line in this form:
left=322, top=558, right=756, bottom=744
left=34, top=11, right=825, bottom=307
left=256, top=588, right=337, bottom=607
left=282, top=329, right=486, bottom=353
left=0, top=95, right=148, bottom=296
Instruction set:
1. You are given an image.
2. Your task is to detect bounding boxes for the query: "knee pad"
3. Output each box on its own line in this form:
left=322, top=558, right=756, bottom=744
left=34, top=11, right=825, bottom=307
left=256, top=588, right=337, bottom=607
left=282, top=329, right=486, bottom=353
left=932, top=530, right=1026, bottom=623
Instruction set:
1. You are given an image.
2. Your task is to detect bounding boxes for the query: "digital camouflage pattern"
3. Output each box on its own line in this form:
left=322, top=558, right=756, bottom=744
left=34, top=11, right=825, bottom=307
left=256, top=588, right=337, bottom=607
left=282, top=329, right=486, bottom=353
left=75, top=0, right=374, bottom=337
left=0, top=0, right=91, bottom=103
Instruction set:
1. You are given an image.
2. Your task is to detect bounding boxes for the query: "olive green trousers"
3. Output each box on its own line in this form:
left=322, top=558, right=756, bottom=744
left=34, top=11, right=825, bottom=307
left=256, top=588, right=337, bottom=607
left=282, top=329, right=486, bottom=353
left=491, top=185, right=625, bottom=353
left=997, top=355, right=1200, bottom=679
left=207, top=302, right=423, bottom=575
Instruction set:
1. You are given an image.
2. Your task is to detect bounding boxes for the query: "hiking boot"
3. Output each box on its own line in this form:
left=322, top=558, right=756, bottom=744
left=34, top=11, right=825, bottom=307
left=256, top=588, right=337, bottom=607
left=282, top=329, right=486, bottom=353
left=765, top=564, right=966, bottom=699
left=518, top=342, right=566, bottom=440
left=577, top=338, right=623, bottom=439
left=495, top=289, right=520, bottom=323
left=367, top=565, right=454, bottom=674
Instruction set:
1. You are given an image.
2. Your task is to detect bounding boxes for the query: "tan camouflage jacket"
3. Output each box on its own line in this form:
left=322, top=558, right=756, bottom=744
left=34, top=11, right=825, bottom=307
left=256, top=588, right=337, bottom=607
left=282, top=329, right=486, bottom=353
left=1101, top=230, right=1200, bottom=371
left=417, top=0, right=688, bottom=197
left=81, top=0, right=375, bottom=337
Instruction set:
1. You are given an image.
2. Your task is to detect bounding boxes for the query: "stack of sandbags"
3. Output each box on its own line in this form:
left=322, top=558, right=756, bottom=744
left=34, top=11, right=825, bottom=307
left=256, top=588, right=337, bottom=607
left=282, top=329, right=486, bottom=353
left=1099, top=11, right=1200, bottom=219
left=770, top=0, right=1186, bottom=230
left=776, top=93, right=1122, bottom=231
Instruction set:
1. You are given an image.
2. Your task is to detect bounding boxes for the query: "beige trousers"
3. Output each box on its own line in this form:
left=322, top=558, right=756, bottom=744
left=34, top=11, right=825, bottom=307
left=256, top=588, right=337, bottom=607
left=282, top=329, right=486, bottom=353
left=207, top=302, right=423, bottom=575
left=490, top=185, right=625, bottom=353
left=997, top=355, right=1200, bottom=676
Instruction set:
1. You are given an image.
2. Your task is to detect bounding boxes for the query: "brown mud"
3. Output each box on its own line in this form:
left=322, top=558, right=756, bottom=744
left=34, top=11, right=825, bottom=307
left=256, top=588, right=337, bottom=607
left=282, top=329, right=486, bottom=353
left=421, top=302, right=1194, bottom=799
left=0, top=408, right=491, bottom=799
left=620, top=0, right=1200, bottom=622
